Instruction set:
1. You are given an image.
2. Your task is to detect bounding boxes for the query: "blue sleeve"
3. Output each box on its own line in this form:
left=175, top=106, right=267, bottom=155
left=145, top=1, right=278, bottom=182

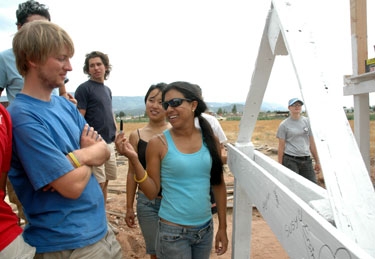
left=11, top=97, right=85, bottom=190
left=13, top=119, right=75, bottom=190
left=0, top=52, right=6, bottom=89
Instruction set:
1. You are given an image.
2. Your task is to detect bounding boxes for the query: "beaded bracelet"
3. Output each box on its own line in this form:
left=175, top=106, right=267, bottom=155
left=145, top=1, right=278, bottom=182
left=134, top=171, right=148, bottom=183
left=68, top=152, right=81, bottom=168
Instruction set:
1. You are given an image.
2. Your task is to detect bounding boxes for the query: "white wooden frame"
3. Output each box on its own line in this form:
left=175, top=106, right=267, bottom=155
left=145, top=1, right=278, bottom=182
left=228, top=1, right=375, bottom=258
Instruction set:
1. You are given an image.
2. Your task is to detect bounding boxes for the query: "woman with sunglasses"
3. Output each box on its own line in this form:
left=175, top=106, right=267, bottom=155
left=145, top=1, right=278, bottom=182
left=116, top=81, right=228, bottom=259
left=124, top=83, right=170, bottom=259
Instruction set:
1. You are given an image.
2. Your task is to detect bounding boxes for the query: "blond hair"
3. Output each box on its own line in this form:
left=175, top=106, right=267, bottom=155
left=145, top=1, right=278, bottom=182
left=12, top=20, right=74, bottom=77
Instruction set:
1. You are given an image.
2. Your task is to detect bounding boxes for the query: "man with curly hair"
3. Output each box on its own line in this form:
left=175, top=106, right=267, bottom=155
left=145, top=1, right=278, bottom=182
left=75, top=51, right=118, bottom=216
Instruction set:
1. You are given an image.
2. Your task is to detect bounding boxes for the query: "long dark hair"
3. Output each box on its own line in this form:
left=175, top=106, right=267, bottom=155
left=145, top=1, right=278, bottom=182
left=162, top=81, right=223, bottom=185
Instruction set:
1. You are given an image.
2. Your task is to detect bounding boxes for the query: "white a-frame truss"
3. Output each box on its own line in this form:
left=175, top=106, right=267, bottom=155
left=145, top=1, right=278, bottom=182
left=227, top=1, right=375, bottom=258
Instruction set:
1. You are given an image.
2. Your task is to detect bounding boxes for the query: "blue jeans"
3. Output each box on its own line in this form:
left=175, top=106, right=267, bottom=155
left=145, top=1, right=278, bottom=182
left=282, top=154, right=317, bottom=183
left=156, top=219, right=213, bottom=259
left=136, top=192, right=161, bottom=255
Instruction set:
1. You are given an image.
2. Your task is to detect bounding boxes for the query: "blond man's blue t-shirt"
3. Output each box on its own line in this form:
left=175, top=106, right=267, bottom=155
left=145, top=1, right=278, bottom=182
left=7, top=94, right=107, bottom=253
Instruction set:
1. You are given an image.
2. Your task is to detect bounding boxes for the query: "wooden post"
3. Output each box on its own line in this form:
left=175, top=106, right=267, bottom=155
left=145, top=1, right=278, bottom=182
left=350, top=0, right=371, bottom=172
left=350, top=0, right=368, bottom=74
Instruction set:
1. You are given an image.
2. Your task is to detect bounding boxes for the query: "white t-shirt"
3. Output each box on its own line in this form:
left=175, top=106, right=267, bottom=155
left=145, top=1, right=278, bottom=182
left=194, top=113, right=227, bottom=144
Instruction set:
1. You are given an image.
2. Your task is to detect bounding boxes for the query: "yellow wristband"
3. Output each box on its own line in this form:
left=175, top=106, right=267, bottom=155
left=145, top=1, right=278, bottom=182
left=134, top=171, right=148, bottom=183
left=68, top=152, right=81, bottom=168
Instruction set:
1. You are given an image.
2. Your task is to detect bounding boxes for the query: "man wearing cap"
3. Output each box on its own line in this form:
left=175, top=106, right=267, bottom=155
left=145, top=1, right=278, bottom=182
left=276, top=98, right=321, bottom=183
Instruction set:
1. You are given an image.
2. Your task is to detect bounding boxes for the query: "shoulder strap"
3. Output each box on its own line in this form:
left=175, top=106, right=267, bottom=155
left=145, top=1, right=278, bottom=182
left=157, top=133, right=167, bottom=146
left=137, top=128, right=141, bottom=139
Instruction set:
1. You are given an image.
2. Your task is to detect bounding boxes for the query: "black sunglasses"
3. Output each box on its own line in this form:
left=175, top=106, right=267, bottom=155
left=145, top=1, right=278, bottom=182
left=162, top=98, right=191, bottom=110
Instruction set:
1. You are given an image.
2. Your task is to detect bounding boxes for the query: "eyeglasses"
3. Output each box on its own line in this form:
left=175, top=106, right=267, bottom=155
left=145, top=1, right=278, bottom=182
left=291, top=103, right=302, bottom=107
left=162, top=98, right=191, bottom=110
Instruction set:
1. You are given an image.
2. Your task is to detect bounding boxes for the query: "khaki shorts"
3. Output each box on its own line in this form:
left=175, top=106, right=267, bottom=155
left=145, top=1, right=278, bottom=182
left=93, top=142, right=118, bottom=183
left=0, top=233, right=35, bottom=259
left=34, top=225, right=121, bottom=259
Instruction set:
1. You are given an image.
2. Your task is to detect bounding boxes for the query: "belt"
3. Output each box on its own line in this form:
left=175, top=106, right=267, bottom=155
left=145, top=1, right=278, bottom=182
left=284, top=153, right=310, bottom=160
left=160, top=218, right=194, bottom=228
left=160, top=218, right=211, bottom=230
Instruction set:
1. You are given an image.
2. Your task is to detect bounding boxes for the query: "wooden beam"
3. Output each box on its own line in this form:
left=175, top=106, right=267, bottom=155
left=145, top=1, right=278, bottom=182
left=343, top=71, right=375, bottom=95
left=237, top=8, right=276, bottom=144
left=349, top=0, right=371, bottom=172
left=227, top=144, right=373, bottom=258
left=350, top=0, right=368, bottom=75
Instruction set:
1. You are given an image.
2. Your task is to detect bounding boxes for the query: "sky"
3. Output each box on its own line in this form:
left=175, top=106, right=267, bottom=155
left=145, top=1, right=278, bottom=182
left=1, top=0, right=374, bottom=108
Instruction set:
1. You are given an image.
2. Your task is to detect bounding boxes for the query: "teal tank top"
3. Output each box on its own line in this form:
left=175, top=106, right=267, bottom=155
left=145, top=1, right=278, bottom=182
left=158, top=129, right=212, bottom=226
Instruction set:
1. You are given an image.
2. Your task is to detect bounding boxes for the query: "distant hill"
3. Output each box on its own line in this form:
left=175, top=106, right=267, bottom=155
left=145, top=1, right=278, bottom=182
left=112, top=96, right=146, bottom=116
left=112, top=96, right=287, bottom=116
left=1, top=95, right=286, bottom=115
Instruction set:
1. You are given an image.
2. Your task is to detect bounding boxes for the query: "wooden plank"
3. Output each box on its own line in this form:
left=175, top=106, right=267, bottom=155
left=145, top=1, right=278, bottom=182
left=268, top=7, right=288, bottom=55
left=254, top=150, right=328, bottom=202
left=353, top=95, right=371, bottom=172
left=343, top=81, right=375, bottom=95
left=231, top=179, right=252, bottom=259
left=237, top=8, right=276, bottom=144
left=350, top=0, right=368, bottom=75
left=344, top=71, right=375, bottom=96
left=348, top=0, right=371, bottom=173
left=227, top=144, right=373, bottom=259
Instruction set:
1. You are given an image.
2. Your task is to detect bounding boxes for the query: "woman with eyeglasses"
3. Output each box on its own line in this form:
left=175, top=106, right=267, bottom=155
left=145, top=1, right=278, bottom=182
left=276, top=98, right=321, bottom=183
left=115, top=81, right=228, bottom=259
left=124, top=83, right=170, bottom=259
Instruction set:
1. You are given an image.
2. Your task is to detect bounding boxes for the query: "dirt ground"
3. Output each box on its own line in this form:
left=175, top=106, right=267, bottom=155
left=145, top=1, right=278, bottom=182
left=8, top=119, right=374, bottom=258
left=105, top=120, right=290, bottom=258
left=13, top=119, right=369, bottom=258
